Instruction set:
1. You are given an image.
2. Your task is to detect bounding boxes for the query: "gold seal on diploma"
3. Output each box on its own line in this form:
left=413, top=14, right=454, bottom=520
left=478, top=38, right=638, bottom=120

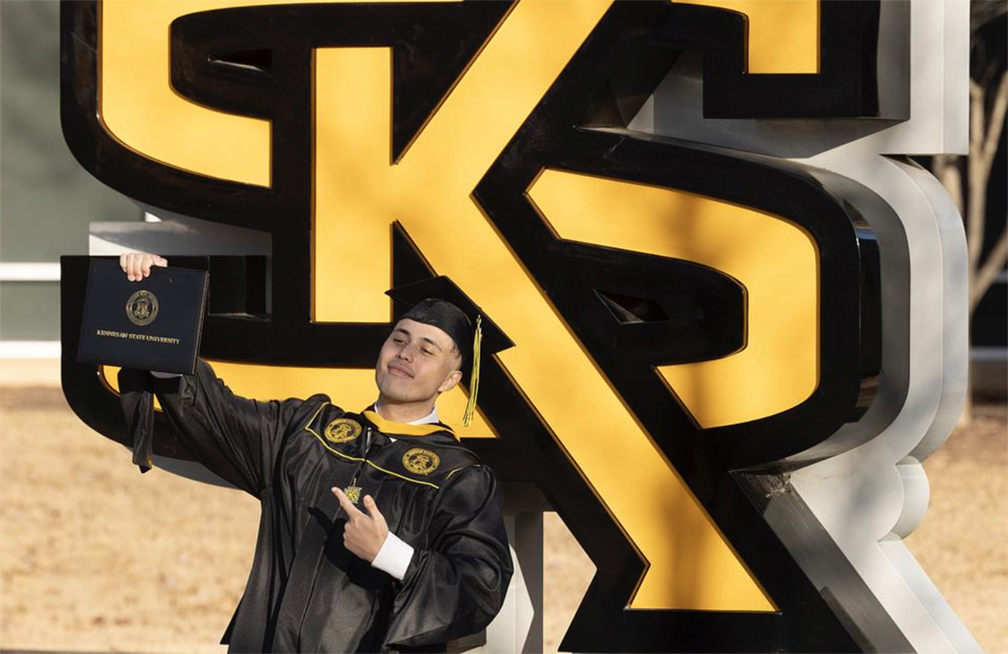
left=126, top=289, right=159, bottom=326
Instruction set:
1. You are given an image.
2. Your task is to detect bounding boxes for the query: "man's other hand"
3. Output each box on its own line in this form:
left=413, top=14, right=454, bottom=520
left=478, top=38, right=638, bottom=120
left=332, top=488, right=389, bottom=563
left=120, top=252, right=167, bottom=281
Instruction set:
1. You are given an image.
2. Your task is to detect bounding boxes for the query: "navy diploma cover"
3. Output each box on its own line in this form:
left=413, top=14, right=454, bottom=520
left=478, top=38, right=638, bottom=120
left=77, top=258, right=208, bottom=374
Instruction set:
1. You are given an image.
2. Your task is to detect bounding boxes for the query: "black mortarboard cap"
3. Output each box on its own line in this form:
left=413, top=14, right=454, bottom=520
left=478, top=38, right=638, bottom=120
left=386, top=276, right=513, bottom=425
left=386, top=276, right=513, bottom=356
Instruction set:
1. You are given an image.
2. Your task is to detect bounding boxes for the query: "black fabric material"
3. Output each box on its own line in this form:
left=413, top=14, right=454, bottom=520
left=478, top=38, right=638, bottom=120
left=401, top=298, right=471, bottom=357
left=385, top=276, right=514, bottom=364
left=119, top=367, right=155, bottom=473
left=118, top=359, right=512, bottom=653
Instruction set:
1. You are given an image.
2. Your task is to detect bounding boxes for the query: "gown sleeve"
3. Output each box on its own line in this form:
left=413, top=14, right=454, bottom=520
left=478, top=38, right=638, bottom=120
left=382, top=464, right=513, bottom=649
left=121, top=358, right=306, bottom=496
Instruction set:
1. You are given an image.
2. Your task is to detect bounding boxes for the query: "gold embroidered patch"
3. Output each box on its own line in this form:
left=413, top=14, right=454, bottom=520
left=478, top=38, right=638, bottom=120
left=403, top=448, right=440, bottom=475
left=324, top=418, right=362, bottom=443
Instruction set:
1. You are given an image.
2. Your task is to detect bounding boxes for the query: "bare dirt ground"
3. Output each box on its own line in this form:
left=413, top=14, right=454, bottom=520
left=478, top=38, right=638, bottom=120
left=0, top=374, right=1004, bottom=653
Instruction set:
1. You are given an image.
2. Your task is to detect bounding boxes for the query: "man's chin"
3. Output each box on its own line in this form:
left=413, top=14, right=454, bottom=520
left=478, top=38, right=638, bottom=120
left=377, top=378, right=423, bottom=404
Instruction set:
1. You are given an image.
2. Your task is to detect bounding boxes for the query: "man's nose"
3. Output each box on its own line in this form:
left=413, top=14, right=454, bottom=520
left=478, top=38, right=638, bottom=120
left=396, top=345, right=414, bottom=361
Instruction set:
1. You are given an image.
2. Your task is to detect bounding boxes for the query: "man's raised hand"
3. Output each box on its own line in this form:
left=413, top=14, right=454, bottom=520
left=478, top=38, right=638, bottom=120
left=332, top=487, right=389, bottom=563
left=120, top=252, right=168, bottom=281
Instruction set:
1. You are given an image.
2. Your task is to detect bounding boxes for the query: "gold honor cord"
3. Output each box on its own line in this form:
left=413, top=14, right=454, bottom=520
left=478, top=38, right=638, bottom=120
left=462, top=316, right=482, bottom=427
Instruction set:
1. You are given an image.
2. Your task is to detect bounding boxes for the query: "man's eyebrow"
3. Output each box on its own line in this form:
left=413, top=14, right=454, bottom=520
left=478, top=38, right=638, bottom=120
left=392, top=328, right=445, bottom=352
left=419, top=336, right=444, bottom=351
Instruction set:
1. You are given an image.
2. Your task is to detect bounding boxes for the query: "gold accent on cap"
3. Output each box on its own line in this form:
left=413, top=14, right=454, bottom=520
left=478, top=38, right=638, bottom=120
left=462, top=315, right=482, bottom=427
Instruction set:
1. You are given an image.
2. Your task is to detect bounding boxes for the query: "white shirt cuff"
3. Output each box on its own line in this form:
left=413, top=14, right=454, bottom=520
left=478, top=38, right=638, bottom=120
left=150, top=371, right=182, bottom=378
left=370, top=532, right=414, bottom=581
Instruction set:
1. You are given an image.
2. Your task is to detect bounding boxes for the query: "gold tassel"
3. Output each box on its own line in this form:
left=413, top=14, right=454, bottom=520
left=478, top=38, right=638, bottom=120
left=463, top=316, right=482, bottom=427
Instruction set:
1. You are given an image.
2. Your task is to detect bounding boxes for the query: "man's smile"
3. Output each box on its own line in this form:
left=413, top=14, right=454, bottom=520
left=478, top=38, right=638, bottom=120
left=387, top=362, right=414, bottom=378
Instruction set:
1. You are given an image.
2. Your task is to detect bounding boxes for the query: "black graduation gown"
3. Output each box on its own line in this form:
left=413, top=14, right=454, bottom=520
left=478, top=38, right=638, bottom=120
left=118, top=360, right=512, bottom=653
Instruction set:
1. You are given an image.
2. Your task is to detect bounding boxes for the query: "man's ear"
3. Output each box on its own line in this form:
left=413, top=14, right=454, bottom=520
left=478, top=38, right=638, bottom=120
left=438, top=369, right=463, bottom=394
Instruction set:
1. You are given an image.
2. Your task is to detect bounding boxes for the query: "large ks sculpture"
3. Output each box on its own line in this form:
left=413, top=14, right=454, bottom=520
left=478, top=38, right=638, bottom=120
left=60, top=1, right=977, bottom=651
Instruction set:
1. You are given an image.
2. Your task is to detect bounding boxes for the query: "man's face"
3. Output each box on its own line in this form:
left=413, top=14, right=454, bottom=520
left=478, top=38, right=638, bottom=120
left=375, top=318, right=463, bottom=406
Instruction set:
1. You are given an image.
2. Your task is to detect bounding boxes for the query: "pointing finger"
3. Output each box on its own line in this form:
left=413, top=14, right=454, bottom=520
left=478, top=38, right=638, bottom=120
left=332, top=487, right=361, bottom=518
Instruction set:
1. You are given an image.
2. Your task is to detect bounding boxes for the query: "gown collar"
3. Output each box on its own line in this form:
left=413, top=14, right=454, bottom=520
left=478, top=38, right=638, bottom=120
left=370, top=402, right=439, bottom=425
left=361, top=406, right=458, bottom=440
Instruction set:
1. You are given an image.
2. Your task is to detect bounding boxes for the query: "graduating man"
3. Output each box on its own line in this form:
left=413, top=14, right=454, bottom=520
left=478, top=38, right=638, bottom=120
left=116, top=253, right=513, bottom=653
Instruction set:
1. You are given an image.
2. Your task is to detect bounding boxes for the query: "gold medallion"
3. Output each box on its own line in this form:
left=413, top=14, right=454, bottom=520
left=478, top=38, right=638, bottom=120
left=125, top=289, right=159, bottom=326
left=403, top=448, right=440, bottom=475
left=344, top=485, right=362, bottom=504
left=324, top=418, right=362, bottom=443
